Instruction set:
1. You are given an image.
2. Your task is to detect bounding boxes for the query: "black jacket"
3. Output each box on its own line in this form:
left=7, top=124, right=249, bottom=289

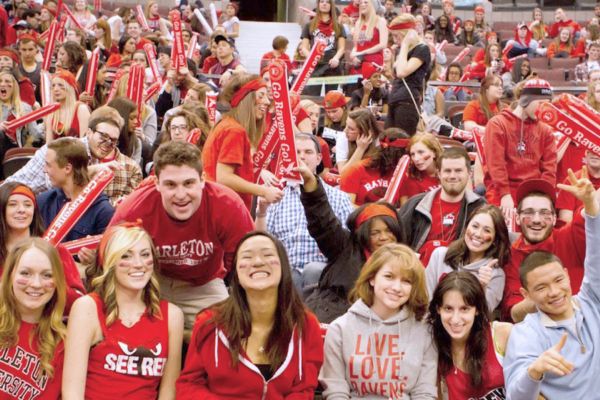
left=398, top=187, right=486, bottom=251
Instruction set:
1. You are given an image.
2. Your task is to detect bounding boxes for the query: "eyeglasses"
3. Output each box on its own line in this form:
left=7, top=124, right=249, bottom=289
left=95, top=130, right=119, bottom=148
left=519, top=208, right=555, bottom=220
left=170, top=125, right=189, bottom=132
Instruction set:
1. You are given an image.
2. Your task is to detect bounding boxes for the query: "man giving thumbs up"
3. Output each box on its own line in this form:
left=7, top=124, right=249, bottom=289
left=504, top=166, right=600, bottom=399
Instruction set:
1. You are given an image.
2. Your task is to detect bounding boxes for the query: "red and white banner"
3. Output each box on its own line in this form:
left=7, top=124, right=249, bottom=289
left=290, top=40, right=327, bottom=94
left=42, top=21, right=59, bottom=71
left=40, top=70, right=52, bottom=107
left=171, top=10, right=186, bottom=72
left=106, top=69, right=125, bottom=104
left=136, top=5, right=150, bottom=31
left=85, top=47, right=100, bottom=96
left=5, top=103, right=60, bottom=131
left=144, top=43, right=161, bottom=84
left=473, top=128, right=486, bottom=167
left=62, top=4, right=85, bottom=31
left=269, top=62, right=303, bottom=184
left=127, top=64, right=145, bottom=128
left=556, top=93, right=600, bottom=133
left=193, top=9, right=213, bottom=35
left=43, top=169, right=114, bottom=245
left=537, top=102, right=600, bottom=157
left=436, top=40, right=447, bottom=52
left=205, top=91, right=218, bottom=125
left=56, top=17, right=67, bottom=43
left=63, top=234, right=102, bottom=255
left=253, top=118, right=278, bottom=180
left=383, top=155, right=409, bottom=206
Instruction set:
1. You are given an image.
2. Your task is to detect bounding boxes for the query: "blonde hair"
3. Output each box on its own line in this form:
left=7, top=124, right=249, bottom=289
left=349, top=243, right=428, bottom=321
left=354, top=0, right=379, bottom=42
left=90, top=226, right=162, bottom=327
left=587, top=80, right=600, bottom=112
left=0, top=72, right=23, bottom=118
left=0, top=239, right=66, bottom=378
left=50, top=76, right=77, bottom=135
left=389, top=14, right=421, bottom=51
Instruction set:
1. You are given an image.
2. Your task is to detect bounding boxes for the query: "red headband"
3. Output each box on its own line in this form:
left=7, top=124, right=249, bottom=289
left=0, top=49, right=19, bottom=65
left=10, top=185, right=36, bottom=206
left=54, top=70, right=80, bottom=96
left=388, top=21, right=416, bottom=31
left=380, top=137, right=409, bottom=149
left=356, top=204, right=397, bottom=229
left=230, top=78, right=267, bottom=108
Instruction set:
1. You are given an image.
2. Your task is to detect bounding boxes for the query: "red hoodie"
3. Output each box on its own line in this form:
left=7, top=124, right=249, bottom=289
left=176, top=309, right=324, bottom=399
left=549, top=19, right=581, bottom=39
left=501, top=209, right=586, bottom=320
left=484, top=108, right=557, bottom=205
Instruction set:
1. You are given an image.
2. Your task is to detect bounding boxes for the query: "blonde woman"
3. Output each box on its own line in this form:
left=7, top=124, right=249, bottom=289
left=144, top=1, right=170, bottom=37
left=45, top=70, right=90, bottom=143
left=70, top=0, right=97, bottom=31
left=587, top=79, right=600, bottom=112
left=320, top=243, right=437, bottom=399
left=349, top=0, right=388, bottom=74
left=0, top=238, right=67, bottom=399
left=62, top=225, right=184, bottom=400
left=387, top=14, right=431, bottom=135
left=0, top=72, right=40, bottom=158
left=202, top=73, right=282, bottom=211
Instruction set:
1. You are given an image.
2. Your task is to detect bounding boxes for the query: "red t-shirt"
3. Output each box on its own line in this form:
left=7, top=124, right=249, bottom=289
left=202, top=116, right=254, bottom=210
left=260, top=51, right=293, bottom=72
left=85, top=294, right=169, bottom=399
left=557, top=170, right=600, bottom=213
left=201, top=55, right=218, bottom=74
left=462, top=100, right=499, bottom=127
left=557, top=142, right=585, bottom=185
left=110, top=181, right=254, bottom=286
left=445, top=326, right=504, bottom=399
left=420, top=192, right=462, bottom=265
left=340, top=159, right=390, bottom=205
left=0, top=322, right=63, bottom=400
left=317, top=137, right=334, bottom=169
left=135, top=37, right=153, bottom=51
left=399, top=173, right=440, bottom=201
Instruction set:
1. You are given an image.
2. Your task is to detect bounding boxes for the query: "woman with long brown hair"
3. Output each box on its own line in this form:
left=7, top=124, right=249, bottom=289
left=202, top=73, right=283, bottom=211
left=428, top=271, right=512, bottom=399
left=320, top=243, right=436, bottom=399
left=0, top=238, right=67, bottom=399
left=177, top=231, right=323, bottom=399
left=425, top=204, right=511, bottom=311
left=338, top=108, right=380, bottom=173
left=463, top=74, right=505, bottom=132
left=299, top=0, right=346, bottom=95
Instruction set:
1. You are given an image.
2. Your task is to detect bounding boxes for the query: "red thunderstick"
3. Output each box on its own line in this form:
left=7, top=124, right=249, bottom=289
left=43, top=169, right=115, bottom=245
left=171, top=10, right=186, bottom=72
left=205, top=91, right=218, bottom=125
left=136, top=5, right=150, bottom=31
left=383, top=155, right=410, bottom=206
left=127, top=64, right=145, bottom=128
left=144, top=43, right=161, bottom=83
left=85, top=48, right=101, bottom=96
left=42, top=21, right=59, bottom=71
left=63, top=234, right=102, bottom=256
left=270, top=62, right=303, bottom=184
left=291, top=40, right=327, bottom=94
left=472, top=128, right=486, bottom=167
left=5, top=103, right=60, bottom=131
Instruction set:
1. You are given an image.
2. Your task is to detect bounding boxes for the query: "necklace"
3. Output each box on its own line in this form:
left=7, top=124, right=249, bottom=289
left=258, top=346, right=265, bottom=353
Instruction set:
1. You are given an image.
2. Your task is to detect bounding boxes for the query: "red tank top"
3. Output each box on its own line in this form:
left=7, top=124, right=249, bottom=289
left=445, top=326, right=505, bottom=399
left=52, top=103, right=84, bottom=138
left=357, top=25, right=383, bottom=66
left=0, top=322, right=64, bottom=400
left=85, top=294, right=169, bottom=400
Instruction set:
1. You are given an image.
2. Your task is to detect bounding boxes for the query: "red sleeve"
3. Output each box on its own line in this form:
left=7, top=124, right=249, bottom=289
left=472, top=48, right=485, bottom=63
left=549, top=22, right=560, bottom=38
left=547, top=42, right=557, bottom=59
left=19, top=79, right=36, bottom=106
left=176, top=311, right=222, bottom=400
left=281, top=53, right=293, bottom=72
left=461, top=100, right=479, bottom=123
left=56, top=245, right=86, bottom=315
left=318, top=138, right=333, bottom=169
left=484, top=116, right=511, bottom=197
left=340, top=161, right=364, bottom=195
left=501, top=257, right=523, bottom=321
left=540, top=126, right=557, bottom=186
left=285, top=313, right=324, bottom=399
left=575, top=38, right=586, bottom=57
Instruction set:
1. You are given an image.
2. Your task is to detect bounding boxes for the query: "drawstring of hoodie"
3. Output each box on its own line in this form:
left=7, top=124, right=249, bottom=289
left=298, top=330, right=303, bottom=381
left=214, top=328, right=219, bottom=367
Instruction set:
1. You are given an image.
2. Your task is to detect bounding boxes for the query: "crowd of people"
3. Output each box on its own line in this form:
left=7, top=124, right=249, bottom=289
left=1, top=0, right=600, bottom=398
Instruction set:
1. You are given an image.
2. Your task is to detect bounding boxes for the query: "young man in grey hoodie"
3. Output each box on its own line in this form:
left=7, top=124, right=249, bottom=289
left=503, top=167, right=600, bottom=399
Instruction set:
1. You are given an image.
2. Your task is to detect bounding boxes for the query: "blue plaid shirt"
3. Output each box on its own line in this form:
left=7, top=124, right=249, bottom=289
left=266, top=180, right=353, bottom=272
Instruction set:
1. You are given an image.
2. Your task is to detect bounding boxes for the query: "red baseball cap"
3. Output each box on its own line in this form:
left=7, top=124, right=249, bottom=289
left=323, top=91, right=349, bottom=110
left=516, top=179, right=556, bottom=206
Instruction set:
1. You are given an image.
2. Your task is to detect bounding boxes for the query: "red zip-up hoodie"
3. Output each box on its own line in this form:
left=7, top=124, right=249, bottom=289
left=484, top=108, right=557, bottom=205
left=176, top=309, right=324, bottom=399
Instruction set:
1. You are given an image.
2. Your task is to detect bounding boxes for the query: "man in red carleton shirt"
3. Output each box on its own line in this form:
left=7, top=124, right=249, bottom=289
left=110, top=141, right=254, bottom=329
left=484, top=78, right=557, bottom=219
left=503, top=178, right=586, bottom=322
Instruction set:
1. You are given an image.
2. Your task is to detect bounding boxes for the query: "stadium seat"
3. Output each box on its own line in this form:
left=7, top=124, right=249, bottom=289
left=2, top=147, right=37, bottom=180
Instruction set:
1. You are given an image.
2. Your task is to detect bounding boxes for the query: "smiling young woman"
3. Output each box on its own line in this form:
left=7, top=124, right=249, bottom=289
left=62, top=225, right=183, bottom=400
left=177, top=231, right=323, bottom=399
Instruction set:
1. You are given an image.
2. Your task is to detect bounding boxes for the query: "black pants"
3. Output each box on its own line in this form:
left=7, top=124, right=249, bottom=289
left=386, top=100, right=420, bottom=136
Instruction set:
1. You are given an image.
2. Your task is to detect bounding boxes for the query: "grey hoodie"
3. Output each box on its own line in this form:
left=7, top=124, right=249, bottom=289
left=320, top=299, right=437, bottom=399
left=426, top=247, right=506, bottom=311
